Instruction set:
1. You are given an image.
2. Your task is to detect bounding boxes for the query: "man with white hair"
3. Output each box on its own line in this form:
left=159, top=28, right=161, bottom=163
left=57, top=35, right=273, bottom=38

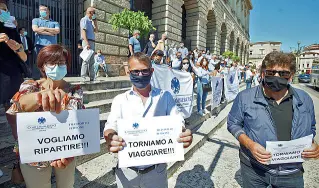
left=129, top=30, right=141, bottom=56
left=80, top=6, right=98, bottom=82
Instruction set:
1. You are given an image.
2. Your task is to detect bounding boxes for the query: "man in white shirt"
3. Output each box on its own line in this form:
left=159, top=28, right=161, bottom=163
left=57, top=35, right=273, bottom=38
left=177, top=42, right=188, bottom=59
left=245, top=65, right=253, bottom=89
left=104, top=52, right=193, bottom=188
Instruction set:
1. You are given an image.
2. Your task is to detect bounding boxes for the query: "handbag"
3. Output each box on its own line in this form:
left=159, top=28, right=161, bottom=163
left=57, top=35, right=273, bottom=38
left=202, top=82, right=212, bottom=92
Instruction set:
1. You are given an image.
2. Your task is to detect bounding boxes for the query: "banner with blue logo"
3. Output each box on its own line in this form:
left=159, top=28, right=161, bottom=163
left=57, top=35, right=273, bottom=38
left=224, top=69, right=239, bottom=101
left=211, top=77, right=223, bottom=109
left=151, top=64, right=194, bottom=118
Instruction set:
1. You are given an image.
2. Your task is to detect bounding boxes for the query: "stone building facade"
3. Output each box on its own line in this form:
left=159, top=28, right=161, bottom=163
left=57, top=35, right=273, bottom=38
left=3, top=0, right=252, bottom=76
left=248, top=41, right=282, bottom=68
left=85, top=0, right=252, bottom=75
left=299, top=44, right=319, bottom=74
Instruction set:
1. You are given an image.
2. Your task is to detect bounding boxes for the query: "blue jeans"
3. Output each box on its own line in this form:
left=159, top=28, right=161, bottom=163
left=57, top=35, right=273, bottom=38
left=246, top=82, right=252, bottom=89
left=94, top=63, right=107, bottom=78
left=240, top=162, right=304, bottom=188
left=196, top=79, right=208, bottom=112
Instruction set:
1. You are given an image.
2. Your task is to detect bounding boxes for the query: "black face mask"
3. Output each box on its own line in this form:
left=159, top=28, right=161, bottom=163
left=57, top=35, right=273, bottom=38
left=263, top=76, right=289, bottom=92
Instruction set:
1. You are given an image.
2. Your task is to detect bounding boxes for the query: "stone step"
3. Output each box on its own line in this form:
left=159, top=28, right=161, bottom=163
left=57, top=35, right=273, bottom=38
left=70, top=79, right=131, bottom=91
left=83, top=88, right=130, bottom=103
left=84, top=92, right=210, bottom=114
left=85, top=99, right=113, bottom=114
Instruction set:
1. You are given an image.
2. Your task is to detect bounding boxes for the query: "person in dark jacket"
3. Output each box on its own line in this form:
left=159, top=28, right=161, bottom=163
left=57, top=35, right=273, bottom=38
left=227, top=51, right=318, bottom=188
left=143, top=33, right=156, bottom=57
left=18, top=27, right=33, bottom=68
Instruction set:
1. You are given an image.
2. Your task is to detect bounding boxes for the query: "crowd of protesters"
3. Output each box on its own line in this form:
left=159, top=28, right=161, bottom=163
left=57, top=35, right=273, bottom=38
left=3, top=3, right=317, bottom=188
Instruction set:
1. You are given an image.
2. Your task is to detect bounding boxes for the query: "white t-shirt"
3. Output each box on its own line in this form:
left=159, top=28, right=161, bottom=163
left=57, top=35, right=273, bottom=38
left=245, top=69, right=253, bottom=80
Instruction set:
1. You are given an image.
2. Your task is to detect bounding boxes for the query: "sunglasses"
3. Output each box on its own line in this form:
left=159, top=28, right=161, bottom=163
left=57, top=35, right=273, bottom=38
left=130, top=68, right=152, bottom=76
left=265, top=70, right=291, bottom=78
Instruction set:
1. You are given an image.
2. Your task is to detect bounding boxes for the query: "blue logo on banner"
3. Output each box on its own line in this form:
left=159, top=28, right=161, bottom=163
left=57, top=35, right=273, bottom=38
left=38, top=117, right=46, bottom=124
left=229, top=75, right=234, bottom=84
left=171, top=77, right=180, bottom=94
left=133, top=123, right=139, bottom=129
left=215, top=80, right=219, bottom=90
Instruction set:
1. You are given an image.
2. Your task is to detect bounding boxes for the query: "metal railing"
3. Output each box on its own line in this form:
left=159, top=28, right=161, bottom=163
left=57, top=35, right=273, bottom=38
left=7, top=0, right=84, bottom=76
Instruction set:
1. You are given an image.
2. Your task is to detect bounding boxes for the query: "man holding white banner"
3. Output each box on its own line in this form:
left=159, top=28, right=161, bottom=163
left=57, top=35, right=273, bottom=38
left=228, top=52, right=318, bottom=188
left=104, top=53, right=192, bottom=188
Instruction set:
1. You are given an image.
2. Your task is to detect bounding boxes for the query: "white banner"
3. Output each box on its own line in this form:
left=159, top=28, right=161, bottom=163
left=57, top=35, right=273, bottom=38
left=211, top=77, right=223, bottom=109
left=266, top=134, right=313, bottom=164
left=17, top=109, right=101, bottom=164
left=117, top=116, right=184, bottom=168
left=224, top=69, right=239, bottom=101
left=151, top=64, right=194, bottom=118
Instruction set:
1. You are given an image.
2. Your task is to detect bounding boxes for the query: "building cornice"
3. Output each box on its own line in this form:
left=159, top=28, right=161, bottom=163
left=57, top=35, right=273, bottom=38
left=250, top=41, right=282, bottom=45
left=245, top=0, right=253, bottom=10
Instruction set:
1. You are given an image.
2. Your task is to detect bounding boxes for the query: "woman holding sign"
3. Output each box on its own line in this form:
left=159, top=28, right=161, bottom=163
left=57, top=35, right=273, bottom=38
left=6, top=45, right=83, bottom=188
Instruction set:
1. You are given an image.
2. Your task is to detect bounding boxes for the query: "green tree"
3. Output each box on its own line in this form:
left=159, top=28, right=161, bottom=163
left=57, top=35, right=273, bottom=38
left=232, top=55, right=241, bottom=62
left=222, top=51, right=234, bottom=58
left=109, top=9, right=156, bottom=37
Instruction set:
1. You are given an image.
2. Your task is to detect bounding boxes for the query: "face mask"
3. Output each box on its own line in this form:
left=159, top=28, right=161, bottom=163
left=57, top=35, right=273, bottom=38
left=0, top=10, right=11, bottom=23
left=45, top=65, right=67, bottom=81
left=180, top=45, right=184, bottom=48
left=97, top=53, right=101, bottom=56
left=152, top=59, right=161, bottom=64
left=202, top=54, right=206, bottom=58
left=130, top=73, right=152, bottom=89
left=137, top=35, right=140, bottom=39
left=263, top=76, right=289, bottom=92
left=183, top=64, right=189, bottom=70
left=40, top=10, right=47, bottom=18
left=92, top=14, right=96, bottom=20
left=23, top=31, right=28, bottom=36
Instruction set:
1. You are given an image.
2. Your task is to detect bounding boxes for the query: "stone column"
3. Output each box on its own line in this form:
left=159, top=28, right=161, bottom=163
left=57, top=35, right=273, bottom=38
left=184, top=1, right=207, bottom=50
left=84, top=0, right=130, bottom=77
left=152, top=0, right=183, bottom=44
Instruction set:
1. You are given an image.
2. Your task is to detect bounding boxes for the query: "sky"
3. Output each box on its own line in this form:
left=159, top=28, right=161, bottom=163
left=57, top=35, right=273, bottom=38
left=250, top=0, right=319, bottom=52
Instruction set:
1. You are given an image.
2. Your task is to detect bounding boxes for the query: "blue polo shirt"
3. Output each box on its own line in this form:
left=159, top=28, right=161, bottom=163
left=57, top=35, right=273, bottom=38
left=129, top=37, right=141, bottom=53
left=80, top=16, right=95, bottom=41
left=32, top=18, right=59, bottom=46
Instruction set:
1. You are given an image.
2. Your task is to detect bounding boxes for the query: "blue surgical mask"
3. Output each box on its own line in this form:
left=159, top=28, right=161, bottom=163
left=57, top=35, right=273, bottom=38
left=40, top=10, right=47, bottom=18
left=23, top=31, right=28, bottom=36
left=45, top=65, right=67, bottom=80
left=0, top=10, right=11, bottom=23
left=92, top=14, right=96, bottom=20
left=137, top=35, right=140, bottom=39
left=129, top=73, right=152, bottom=89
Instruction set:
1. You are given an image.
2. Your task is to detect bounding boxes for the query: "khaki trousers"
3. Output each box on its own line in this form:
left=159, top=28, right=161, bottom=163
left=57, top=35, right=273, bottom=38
left=20, top=160, right=75, bottom=188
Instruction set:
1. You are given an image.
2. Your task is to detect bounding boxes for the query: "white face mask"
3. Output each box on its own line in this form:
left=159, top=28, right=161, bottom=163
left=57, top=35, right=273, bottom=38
left=182, top=64, right=189, bottom=70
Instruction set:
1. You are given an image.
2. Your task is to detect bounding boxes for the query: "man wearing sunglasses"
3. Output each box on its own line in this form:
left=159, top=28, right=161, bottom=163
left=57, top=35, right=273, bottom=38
left=228, top=51, right=318, bottom=188
left=104, top=52, right=193, bottom=188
